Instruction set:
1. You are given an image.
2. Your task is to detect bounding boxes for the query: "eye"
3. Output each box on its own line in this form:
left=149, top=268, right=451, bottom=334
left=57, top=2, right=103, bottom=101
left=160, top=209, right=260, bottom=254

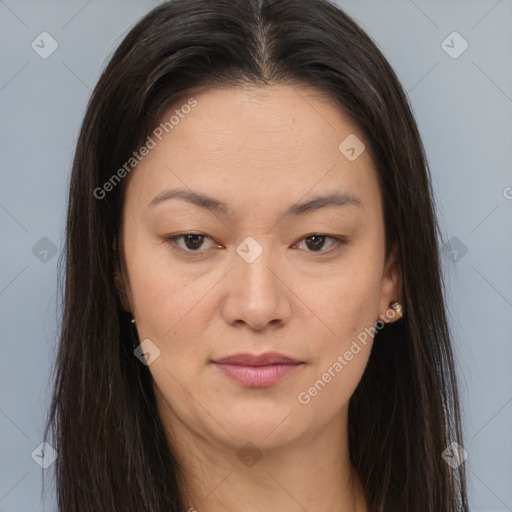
left=294, top=234, right=346, bottom=254
left=164, top=233, right=218, bottom=253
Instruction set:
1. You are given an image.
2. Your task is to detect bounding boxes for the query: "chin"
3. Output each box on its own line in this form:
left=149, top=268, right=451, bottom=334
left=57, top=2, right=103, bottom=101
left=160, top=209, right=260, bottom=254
left=214, top=407, right=302, bottom=447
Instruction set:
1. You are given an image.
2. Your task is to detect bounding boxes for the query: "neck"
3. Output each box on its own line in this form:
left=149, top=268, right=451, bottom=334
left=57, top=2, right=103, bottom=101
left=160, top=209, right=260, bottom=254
left=160, top=402, right=368, bottom=512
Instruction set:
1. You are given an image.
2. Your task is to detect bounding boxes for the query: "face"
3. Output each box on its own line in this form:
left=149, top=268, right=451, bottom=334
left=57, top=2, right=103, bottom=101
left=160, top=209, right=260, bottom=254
left=116, top=84, right=401, bottom=456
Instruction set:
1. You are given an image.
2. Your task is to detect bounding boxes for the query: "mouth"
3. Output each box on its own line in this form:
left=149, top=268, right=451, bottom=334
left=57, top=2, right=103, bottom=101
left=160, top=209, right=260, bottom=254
left=211, top=352, right=304, bottom=388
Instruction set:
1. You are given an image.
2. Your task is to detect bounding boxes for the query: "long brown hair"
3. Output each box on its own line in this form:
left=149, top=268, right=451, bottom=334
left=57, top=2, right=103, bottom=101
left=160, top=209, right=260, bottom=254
left=44, top=0, right=469, bottom=510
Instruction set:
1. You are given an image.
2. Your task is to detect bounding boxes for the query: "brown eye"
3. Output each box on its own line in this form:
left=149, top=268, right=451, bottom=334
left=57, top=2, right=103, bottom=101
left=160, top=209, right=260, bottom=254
left=182, top=234, right=206, bottom=250
left=296, top=234, right=346, bottom=254
left=165, top=233, right=216, bottom=253
left=305, top=234, right=327, bottom=251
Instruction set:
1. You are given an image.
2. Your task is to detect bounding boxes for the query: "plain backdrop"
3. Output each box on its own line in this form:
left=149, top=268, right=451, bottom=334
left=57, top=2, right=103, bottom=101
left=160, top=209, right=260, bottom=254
left=0, top=1, right=511, bottom=510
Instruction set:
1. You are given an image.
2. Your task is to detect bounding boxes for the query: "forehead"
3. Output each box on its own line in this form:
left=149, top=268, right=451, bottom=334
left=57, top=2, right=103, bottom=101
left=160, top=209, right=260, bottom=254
left=124, top=84, right=381, bottom=220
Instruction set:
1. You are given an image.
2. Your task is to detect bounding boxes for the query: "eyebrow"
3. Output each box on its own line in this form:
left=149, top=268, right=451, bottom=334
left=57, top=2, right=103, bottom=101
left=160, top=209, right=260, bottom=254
left=147, top=188, right=363, bottom=216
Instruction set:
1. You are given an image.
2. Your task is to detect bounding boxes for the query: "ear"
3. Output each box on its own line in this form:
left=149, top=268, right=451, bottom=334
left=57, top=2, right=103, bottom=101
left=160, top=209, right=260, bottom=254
left=113, top=234, right=133, bottom=314
left=378, top=241, right=403, bottom=324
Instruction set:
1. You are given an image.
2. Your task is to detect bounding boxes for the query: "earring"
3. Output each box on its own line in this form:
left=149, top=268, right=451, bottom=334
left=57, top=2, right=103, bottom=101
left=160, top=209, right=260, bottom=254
left=129, top=316, right=138, bottom=348
left=390, top=301, right=403, bottom=319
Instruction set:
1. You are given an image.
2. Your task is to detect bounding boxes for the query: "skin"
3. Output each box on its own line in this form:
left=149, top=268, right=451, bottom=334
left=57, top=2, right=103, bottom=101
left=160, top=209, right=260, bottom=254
left=116, top=84, right=402, bottom=511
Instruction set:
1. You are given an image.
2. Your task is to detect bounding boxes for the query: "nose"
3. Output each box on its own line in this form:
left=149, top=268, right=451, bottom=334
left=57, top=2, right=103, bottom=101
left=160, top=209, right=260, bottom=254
left=221, top=240, right=293, bottom=331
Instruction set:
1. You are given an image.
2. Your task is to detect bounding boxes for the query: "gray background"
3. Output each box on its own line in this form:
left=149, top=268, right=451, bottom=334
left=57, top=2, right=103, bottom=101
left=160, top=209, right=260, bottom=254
left=0, top=0, right=511, bottom=510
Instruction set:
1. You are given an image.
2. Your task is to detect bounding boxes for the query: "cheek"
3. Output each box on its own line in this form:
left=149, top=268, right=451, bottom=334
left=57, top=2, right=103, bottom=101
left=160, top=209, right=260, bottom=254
left=303, top=254, right=383, bottom=345
left=125, top=239, right=201, bottom=344
left=294, top=269, right=381, bottom=419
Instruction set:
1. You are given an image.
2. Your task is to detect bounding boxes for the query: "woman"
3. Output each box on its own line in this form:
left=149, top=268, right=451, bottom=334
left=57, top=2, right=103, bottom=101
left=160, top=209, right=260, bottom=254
left=44, top=0, right=470, bottom=510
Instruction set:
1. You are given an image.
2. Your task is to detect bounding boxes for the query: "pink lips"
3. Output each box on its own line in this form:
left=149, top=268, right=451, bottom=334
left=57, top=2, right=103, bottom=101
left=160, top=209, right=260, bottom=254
left=212, top=352, right=303, bottom=388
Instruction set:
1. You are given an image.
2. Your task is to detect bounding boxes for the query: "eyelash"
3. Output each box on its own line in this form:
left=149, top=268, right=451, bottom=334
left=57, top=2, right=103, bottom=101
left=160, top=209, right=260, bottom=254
left=163, top=233, right=347, bottom=257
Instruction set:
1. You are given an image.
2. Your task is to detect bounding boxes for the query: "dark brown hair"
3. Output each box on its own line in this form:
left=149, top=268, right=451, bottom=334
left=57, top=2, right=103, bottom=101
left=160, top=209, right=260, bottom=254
left=45, top=0, right=469, bottom=510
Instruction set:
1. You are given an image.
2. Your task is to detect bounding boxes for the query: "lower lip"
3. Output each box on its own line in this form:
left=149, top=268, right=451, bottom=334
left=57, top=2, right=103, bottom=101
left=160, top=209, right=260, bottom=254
left=213, top=363, right=302, bottom=387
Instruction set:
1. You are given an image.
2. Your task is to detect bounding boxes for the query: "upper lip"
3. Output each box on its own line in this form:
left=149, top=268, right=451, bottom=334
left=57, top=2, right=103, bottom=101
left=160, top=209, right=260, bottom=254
left=212, top=352, right=302, bottom=366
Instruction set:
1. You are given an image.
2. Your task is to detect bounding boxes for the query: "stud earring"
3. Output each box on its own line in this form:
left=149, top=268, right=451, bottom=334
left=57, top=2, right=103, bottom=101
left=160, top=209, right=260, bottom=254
left=390, top=301, right=403, bottom=319
left=129, top=315, right=138, bottom=348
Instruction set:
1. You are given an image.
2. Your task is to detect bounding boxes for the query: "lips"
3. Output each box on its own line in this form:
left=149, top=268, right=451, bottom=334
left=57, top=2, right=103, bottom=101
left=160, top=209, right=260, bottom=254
left=213, top=352, right=302, bottom=366
left=212, top=352, right=303, bottom=387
